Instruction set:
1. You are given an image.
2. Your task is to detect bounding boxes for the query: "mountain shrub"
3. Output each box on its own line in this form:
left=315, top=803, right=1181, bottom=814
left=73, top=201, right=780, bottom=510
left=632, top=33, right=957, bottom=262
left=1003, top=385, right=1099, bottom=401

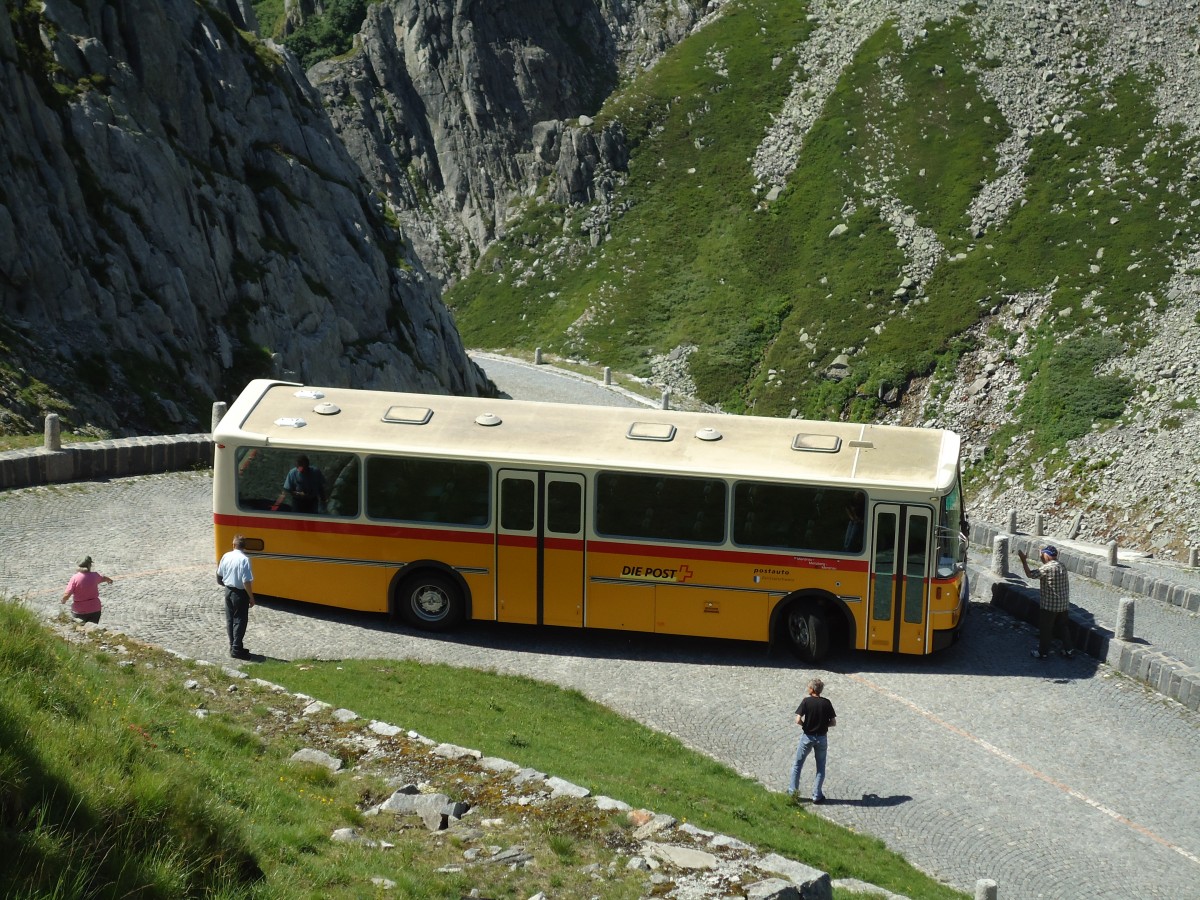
left=281, top=0, right=369, bottom=69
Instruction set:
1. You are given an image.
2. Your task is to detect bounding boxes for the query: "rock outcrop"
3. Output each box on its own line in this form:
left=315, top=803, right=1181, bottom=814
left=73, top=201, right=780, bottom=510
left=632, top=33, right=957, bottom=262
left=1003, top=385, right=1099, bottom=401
left=306, top=0, right=705, bottom=282
left=0, top=0, right=490, bottom=435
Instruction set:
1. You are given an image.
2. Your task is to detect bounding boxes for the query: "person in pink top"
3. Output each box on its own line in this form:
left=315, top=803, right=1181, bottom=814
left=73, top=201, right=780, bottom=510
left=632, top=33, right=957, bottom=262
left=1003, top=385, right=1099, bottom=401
left=61, top=556, right=114, bottom=624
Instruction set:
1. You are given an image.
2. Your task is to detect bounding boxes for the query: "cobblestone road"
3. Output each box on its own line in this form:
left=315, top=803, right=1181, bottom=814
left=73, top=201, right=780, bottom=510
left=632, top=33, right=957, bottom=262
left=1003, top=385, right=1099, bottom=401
left=2, top=470, right=1198, bottom=899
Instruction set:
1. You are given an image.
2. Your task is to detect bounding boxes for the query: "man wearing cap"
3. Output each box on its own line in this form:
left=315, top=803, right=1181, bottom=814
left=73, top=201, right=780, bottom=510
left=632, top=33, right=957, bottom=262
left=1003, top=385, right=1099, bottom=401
left=1017, top=545, right=1076, bottom=659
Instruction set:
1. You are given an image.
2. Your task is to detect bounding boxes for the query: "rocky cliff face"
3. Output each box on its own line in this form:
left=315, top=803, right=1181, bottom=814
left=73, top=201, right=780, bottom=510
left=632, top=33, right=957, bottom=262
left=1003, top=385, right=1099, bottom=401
left=0, top=0, right=490, bottom=436
left=304, top=0, right=705, bottom=283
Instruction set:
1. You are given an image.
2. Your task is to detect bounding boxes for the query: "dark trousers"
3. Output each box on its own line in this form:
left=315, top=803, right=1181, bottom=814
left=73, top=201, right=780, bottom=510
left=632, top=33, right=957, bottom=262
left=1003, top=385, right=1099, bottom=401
left=1038, top=606, right=1074, bottom=655
left=225, top=587, right=250, bottom=652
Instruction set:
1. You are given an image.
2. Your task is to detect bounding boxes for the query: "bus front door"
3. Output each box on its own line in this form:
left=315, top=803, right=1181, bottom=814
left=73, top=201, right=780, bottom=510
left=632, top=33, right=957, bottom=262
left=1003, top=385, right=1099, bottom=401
left=867, top=505, right=932, bottom=654
left=496, top=470, right=585, bottom=626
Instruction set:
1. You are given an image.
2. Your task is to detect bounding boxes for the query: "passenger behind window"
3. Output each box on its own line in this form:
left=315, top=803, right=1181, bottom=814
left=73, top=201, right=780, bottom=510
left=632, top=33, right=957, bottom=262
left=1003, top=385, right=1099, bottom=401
left=275, top=455, right=327, bottom=513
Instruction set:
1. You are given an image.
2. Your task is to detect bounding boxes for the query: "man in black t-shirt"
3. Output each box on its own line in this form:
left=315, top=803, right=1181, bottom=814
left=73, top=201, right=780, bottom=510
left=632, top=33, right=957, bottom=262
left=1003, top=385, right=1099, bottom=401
left=788, top=678, right=837, bottom=803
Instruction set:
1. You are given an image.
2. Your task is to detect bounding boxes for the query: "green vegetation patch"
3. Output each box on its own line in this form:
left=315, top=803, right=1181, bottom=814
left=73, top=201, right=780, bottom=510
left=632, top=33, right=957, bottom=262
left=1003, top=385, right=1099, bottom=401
left=0, top=604, right=265, bottom=897
left=956, top=71, right=1196, bottom=477
left=1017, top=331, right=1130, bottom=451
left=449, top=11, right=1006, bottom=413
left=274, top=0, right=370, bottom=69
left=0, top=603, right=967, bottom=899
left=0, top=604, right=644, bottom=899
left=252, top=0, right=286, bottom=39
left=7, top=0, right=69, bottom=106
left=750, top=17, right=1006, bottom=419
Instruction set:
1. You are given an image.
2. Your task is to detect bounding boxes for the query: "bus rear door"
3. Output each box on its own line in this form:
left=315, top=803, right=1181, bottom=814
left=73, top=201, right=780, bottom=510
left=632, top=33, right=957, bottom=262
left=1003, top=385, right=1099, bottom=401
left=496, top=470, right=585, bottom=626
left=867, top=504, right=932, bottom=654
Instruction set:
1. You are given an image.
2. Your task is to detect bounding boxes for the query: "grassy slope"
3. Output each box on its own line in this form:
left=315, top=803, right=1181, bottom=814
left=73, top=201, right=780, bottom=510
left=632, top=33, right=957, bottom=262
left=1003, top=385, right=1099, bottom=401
left=0, top=602, right=966, bottom=899
left=743, top=19, right=1002, bottom=420
left=0, top=605, right=267, bottom=898
left=446, top=0, right=1199, bottom=476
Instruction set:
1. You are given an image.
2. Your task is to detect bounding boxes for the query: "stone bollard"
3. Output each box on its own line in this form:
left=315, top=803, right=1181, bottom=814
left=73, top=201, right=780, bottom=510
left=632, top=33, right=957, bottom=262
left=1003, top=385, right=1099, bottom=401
left=661, top=390, right=671, bottom=410
left=1115, top=597, right=1135, bottom=642
left=992, top=535, right=1009, bottom=576
left=975, top=879, right=998, bottom=900
left=534, top=347, right=543, bottom=365
left=603, top=366, right=612, bottom=385
left=1068, top=511, right=1083, bottom=539
left=44, top=413, right=62, bottom=451
left=1106, top=540, right=1118, bottom=566
left=1006, top=509, right=1017, bottom=534
left=212, top=402, right=228, bottom=434
left=1189, top=548, right=1198, bottom=568
left=1035, top=513, right=1044, bottom=537
left=271, top=352, right=283, bottom=376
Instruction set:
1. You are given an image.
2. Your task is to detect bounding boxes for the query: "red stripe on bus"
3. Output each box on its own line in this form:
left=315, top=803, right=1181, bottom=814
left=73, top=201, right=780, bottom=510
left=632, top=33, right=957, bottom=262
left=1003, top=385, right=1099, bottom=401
left=586, top=539, right=871, bottom=572
left=212, top=513, right=495, bottom=545
left=498, top=533, right=538, bottom=549
left=544, top=536, right=584, bottom=552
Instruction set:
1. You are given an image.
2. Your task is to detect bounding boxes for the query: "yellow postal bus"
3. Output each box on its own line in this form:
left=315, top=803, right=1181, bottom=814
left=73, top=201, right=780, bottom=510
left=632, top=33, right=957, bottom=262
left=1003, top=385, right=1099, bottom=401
left=213, top=380, right=969, bottom=662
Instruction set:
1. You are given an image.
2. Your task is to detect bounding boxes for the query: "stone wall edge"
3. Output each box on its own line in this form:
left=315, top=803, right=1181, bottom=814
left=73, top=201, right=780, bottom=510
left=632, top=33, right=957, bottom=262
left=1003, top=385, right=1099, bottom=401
left=0, top=435, right=214, bottom=489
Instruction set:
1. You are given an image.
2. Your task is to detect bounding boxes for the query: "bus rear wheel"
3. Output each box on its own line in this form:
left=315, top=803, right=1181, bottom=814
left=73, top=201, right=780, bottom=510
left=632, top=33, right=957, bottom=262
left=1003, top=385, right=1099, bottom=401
left=786, top=608, right=829, bottom=664
left=397, top=572, right=464, bottom=632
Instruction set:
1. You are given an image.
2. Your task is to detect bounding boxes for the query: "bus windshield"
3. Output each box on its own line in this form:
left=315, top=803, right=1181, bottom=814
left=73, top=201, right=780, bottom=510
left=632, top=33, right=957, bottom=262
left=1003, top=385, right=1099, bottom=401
left=936, top=478, right=966, bottom=577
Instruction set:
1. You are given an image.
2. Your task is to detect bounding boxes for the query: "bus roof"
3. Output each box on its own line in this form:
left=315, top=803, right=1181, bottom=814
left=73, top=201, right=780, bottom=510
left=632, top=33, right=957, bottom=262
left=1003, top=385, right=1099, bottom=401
left=217, top=380, right=962, bottom=494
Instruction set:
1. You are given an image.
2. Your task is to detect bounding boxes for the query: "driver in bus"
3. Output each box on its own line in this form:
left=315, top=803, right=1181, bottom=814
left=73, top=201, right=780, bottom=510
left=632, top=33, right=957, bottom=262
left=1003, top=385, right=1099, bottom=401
left=274, top=455, right=326, bottom=513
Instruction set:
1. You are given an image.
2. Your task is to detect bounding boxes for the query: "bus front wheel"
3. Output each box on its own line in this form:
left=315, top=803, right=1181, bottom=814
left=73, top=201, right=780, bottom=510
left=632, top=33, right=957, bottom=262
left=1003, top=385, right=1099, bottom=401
left=397, top=572, right=464, bottom=632
left=786, top=608, right=829, bottom=663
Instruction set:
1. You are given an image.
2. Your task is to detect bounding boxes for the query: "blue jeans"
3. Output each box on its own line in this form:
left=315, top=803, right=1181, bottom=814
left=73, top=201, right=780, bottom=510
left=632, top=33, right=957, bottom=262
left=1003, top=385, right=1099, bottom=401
left=789, top=732, right=828, bottom=799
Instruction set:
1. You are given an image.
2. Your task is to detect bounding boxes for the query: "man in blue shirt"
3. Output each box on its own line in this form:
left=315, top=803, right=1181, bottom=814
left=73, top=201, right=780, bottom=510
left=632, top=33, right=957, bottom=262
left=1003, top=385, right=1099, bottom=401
left=217, top=534, right=255, bottom=659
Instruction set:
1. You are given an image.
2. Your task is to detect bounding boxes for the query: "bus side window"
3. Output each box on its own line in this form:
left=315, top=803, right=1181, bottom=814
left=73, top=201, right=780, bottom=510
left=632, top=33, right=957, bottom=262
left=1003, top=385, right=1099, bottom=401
left=547, top=481, right=582, bottom=534
left=840, top=491, right=866, bottom=554
left=501, top=479, right=536, bottom=531
left=595, top=471, right=725, bottom=543
left=733, top=482, right=865, bottom=553
left=366, top=457, right=490, bottom=526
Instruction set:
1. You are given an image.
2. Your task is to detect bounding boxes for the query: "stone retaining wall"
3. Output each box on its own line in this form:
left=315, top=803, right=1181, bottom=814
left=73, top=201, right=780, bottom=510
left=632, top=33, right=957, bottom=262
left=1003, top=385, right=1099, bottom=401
left=971, top=521, right=1200, bottom=613
left=0, top=434, right=213, bottom=490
